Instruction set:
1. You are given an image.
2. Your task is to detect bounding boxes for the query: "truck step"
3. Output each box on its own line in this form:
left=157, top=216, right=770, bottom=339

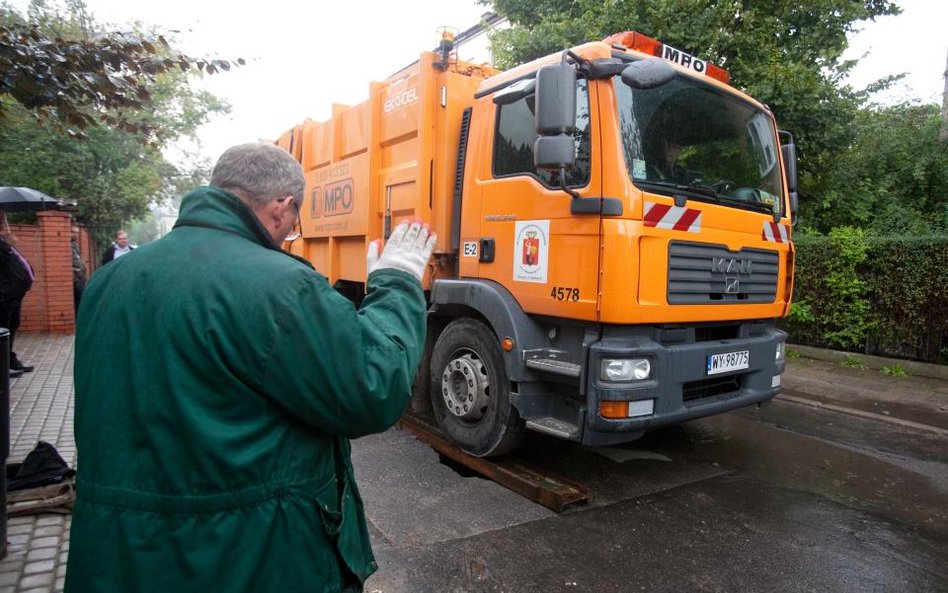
left=525, top=417, right=580, bottom=440
left=524, top=357, right=582, bottom=377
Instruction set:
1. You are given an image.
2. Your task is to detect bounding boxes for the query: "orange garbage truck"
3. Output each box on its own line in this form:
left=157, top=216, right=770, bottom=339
left=276, top=30, right=798, bottom=457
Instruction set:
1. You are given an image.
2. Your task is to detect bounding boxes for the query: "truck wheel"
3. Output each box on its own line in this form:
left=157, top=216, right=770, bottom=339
left=429, top=319, right=525, bottom=457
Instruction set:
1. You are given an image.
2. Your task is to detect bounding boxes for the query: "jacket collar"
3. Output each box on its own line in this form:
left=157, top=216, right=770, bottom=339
left=173, top=186, right=314, bottom=269
left=174, top=186, right=280, bottom=250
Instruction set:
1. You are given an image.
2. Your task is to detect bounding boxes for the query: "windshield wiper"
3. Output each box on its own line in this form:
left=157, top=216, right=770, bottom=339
left=638, top=180, right=720, bottom=202
left=716, top=194, right=775, bottom=215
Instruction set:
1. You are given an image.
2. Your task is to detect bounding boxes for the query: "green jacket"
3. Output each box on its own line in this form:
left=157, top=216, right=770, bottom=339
left=65, top=187, right=426, bottom=593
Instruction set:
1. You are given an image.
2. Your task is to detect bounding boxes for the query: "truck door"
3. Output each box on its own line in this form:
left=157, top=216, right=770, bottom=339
left=472, top=76, right=602, bottom=322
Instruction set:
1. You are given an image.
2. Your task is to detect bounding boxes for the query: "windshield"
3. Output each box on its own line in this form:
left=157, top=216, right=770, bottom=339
left=615, top=72, right=783, bottom=215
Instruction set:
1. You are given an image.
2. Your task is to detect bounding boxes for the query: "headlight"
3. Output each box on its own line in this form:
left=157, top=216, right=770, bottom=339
left=775, top=342, right=786, bottom=362
left=600, top=358, right=651, bottom=381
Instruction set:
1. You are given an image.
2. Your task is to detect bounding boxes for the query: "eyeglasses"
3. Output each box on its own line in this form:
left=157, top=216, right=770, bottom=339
left=285, top=223, right=301, bottom=242
left=285, top=202, right=302, bottom=242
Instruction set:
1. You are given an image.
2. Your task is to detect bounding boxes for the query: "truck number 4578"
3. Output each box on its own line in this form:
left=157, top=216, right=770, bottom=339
left=550, top=287, right=580, bottom=302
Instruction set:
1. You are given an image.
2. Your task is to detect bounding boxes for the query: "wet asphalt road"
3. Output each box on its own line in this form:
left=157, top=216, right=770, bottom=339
left=352, top=389, right=948, bottom=592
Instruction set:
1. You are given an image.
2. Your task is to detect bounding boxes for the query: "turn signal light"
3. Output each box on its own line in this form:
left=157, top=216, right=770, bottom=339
left=600, top=401, right=629, bottom=419
left=600, top=399, right=655, bottom=419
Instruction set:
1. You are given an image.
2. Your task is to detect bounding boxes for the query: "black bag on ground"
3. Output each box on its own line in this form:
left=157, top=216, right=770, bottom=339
left=6, top=441, right=75, bottom=491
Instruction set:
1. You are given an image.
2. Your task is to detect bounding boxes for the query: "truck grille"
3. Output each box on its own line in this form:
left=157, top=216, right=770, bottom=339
left=667, top=241, right=778, bottom=305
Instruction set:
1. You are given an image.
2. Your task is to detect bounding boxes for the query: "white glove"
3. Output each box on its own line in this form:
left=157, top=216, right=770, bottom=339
left=366, top=220, right=437, bottom=282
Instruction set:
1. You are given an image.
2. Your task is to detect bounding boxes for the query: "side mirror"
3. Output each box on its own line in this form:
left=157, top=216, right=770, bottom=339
left=534, top=135, right=575, bottom=170
left=620, top=58, right=675, bottom=90
left=780, top=132, right=799, bottom=220
left=535, top=63, right=577, bottom=135
left=781, top=141, right=798, bottom=194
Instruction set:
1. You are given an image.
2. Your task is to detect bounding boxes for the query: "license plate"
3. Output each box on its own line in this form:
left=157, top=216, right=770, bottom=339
left=707, top=350, right=749, bottom=375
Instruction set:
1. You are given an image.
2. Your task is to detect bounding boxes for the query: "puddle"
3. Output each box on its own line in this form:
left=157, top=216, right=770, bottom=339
left=687, top=410, right=948, bottom=536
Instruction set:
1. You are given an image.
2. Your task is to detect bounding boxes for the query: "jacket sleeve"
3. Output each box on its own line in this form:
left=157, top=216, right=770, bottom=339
left=259, top=267, right=426, bottom=438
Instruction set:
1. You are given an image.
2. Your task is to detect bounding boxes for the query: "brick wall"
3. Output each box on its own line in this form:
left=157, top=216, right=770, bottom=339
left=10, top=211, right=78, bottom=334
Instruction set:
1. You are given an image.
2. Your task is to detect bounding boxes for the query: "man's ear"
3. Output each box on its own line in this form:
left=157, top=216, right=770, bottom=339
left=280, top=195, right=298, bottom=213
left=268, top=196, right=295, bottom=219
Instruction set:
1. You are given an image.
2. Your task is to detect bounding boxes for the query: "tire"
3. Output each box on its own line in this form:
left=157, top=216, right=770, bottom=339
left=429, top=318, right=525, bottom=457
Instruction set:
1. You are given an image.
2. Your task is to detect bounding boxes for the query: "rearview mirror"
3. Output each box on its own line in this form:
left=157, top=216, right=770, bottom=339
left=534, top=135, right=575, bottom=170
left=780, top=140, right=798, bottom=194
left=621, top=58, right=675, bottom=90
left=535, top=63, right=577, bottom=135
left=780, top=131, right=799, bottom=221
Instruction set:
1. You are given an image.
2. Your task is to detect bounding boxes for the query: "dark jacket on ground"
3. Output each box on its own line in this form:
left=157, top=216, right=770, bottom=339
left=65, top=186, right=427, bottom=593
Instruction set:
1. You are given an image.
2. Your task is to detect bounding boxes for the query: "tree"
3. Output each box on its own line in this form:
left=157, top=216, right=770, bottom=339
left=810, top=103, right=948, bottom=233
left=0, top=1, right=231, bottom=236
left=483, top=0, right=901, bottom=226
left=0, top=0, right=241, bottom=142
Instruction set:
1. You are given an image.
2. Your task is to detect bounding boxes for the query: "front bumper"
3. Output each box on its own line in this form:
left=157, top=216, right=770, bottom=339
left=581, top=323, right=786, bottom=446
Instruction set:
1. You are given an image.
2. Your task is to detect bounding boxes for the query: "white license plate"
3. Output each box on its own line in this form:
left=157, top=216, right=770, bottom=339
left=707, top=350, right=749, bottom=375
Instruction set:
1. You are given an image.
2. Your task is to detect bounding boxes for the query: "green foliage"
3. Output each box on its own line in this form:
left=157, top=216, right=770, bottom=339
left=841, top=355, right=867, bottom=370
left=807, top=103, right=948, bottom=232
left=785, top=234, right=948, bottom=363
left=821, top=227, right=873, bottom=349
left=786, top=348, right=801, bottom=359
left=0, top=0, right=240, bottom=142
left=862, top=236, right=948, bottom=361
left=0, top=1, right=228, bottom=236
left=787, top=300, right=815, bottom=325
left=880, top=364, right=906, bottom=377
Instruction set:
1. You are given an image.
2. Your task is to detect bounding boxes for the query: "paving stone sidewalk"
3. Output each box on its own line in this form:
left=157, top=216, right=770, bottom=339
left=2, top=333, right=75, bottom=593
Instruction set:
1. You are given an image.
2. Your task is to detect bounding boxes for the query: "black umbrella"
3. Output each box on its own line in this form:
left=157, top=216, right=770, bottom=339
left=0, top=186, right=61, bottom=212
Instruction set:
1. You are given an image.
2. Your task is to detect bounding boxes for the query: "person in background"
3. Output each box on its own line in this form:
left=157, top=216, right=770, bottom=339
left=71, top=224, right=87, bottom=312
left=0, top=231, right=35, bottom=377
left=100, top=230, right=134, bottom=265
left=65, top=142, right=436, bottom=593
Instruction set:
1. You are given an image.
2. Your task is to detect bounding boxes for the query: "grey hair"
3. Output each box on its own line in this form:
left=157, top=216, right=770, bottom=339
left=210, top=143, right=305, bottom=208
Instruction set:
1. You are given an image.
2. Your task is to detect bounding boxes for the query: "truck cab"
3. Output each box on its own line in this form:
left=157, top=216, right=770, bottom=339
left=432, top=33, right=796, bottom=456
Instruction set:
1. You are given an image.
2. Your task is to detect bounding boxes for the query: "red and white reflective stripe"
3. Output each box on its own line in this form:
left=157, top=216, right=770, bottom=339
left=761, top=222, right=790, bottom=243
left=643, top=202, right=702, bottom=232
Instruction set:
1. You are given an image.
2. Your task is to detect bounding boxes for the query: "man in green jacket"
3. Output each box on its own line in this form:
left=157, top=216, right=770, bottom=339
left=65, top=143, right=436, bottom=593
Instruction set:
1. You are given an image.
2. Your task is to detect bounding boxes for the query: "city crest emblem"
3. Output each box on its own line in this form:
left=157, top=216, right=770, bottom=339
left=513, top=220, right=549, bottom=283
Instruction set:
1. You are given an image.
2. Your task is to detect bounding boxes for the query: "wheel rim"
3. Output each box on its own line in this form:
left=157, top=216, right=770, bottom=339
left=440, top=350, right=490, bottom=421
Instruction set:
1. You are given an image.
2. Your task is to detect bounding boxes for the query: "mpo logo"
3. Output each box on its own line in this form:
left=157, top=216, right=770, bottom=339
left=310, top=178, right=354, bottom=218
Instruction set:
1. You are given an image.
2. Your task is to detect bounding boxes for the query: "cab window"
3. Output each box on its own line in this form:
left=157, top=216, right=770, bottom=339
left=492, top=78, right=591, bottom=188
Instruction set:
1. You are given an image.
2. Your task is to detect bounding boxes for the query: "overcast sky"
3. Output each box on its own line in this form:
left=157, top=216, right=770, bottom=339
left=842, top=0, right=946, bottom=105
left=10, top=0, right=948, bottom=164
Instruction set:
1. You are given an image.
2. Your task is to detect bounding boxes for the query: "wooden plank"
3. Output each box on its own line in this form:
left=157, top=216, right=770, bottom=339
left=399, top=414, right=587, bottom=512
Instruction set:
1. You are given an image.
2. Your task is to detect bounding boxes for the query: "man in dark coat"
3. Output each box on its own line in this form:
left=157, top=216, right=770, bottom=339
left=100, top=229, right=134, bottom=265
left=0, top=231, right=35, bottom=377
left=65, top=143, right=436, bottom=593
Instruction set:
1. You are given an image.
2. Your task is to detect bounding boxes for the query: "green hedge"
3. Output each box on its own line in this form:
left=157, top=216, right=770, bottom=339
left=783, top=230, right=948, bottom=363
